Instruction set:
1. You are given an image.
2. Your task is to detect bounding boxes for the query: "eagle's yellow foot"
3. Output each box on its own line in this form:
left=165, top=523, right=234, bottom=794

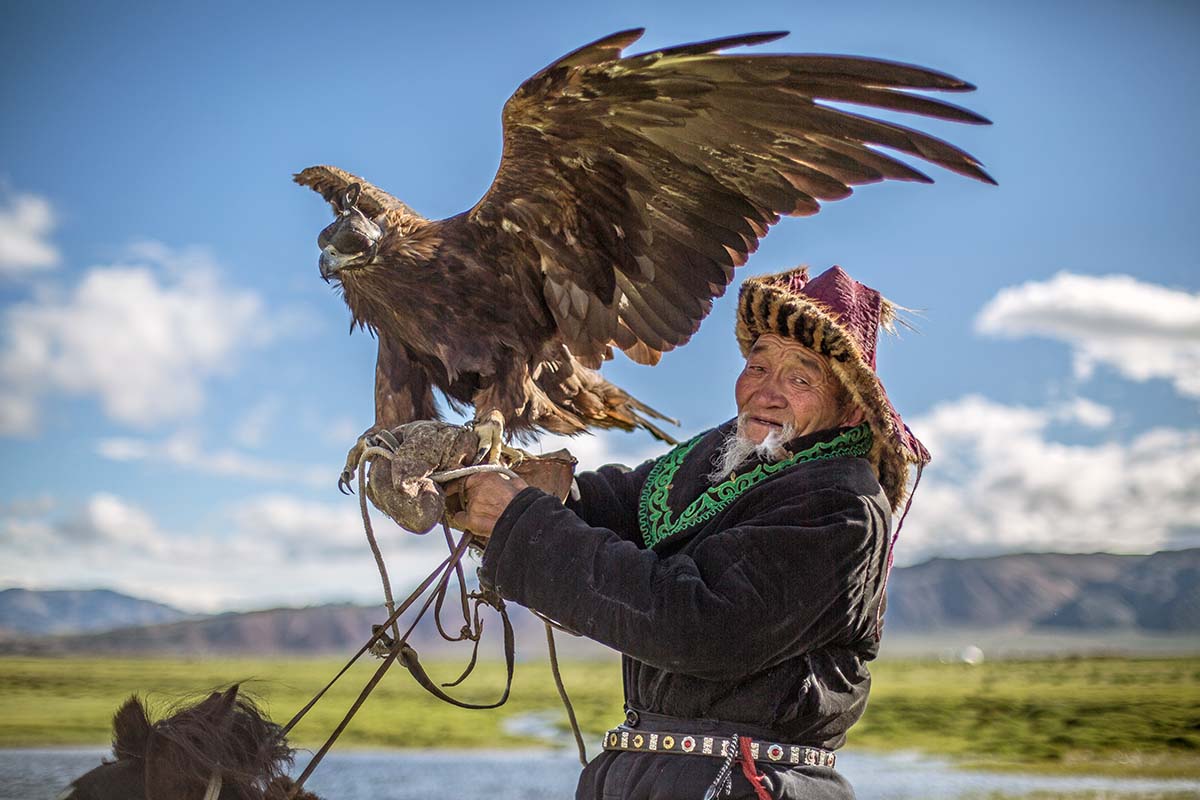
left=339, top=427, right=401, bottom=494
left=470, top=410, right=506, bottom=465
left=501, top=444, right=529, bottom=467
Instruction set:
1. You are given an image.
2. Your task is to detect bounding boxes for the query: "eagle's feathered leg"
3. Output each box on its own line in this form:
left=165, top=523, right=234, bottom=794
left=470, top=367, right=539, bottom=465
left=338, top=333, right=440, bottom=493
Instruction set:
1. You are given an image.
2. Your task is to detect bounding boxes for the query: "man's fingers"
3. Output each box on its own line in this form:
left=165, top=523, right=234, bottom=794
left=451, top=512, right=491, bottom=542
left=448, top=472, right=515, bottom=539
left=462, top=471, right=492, bottom=490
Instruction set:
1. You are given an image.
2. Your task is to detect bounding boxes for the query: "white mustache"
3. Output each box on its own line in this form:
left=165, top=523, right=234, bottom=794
left=707, top=415, right=796, bottom=483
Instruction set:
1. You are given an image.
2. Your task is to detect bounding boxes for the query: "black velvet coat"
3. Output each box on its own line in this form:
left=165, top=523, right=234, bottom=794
left=480, top=421, right=892, bottom=799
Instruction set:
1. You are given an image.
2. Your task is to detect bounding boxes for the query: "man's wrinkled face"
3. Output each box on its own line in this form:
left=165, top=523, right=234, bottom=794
left=735, top=334, right=864, bottom=444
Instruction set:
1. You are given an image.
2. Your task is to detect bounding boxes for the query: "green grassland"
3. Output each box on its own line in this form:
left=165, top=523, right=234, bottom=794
left=1, top=655, right=1197, bottom=778
left=853, top=657, right=1200, bottom=778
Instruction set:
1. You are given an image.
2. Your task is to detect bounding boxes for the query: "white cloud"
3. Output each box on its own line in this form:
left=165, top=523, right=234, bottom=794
left=321, top=415, right=363, bottom=449
left=2, top=493, right=162, bottom=558
left=232, top=396, right=282, bottom=448
left=0, top=191, right=60, bottom=276
left=0, top=388, right=37, bottom=434
left=96, top=430, right=331, bottom=488
left=0, top=494, right=55, bottom=517
left=1051, top=396, right=1114, bottom=429
left=0, top=243, right=274, bottom=434
left=1, top=428, right=674, bottom=611
left=0, top=492, right=450, bottom=612
left=531, top=429, right=667, bottom=472
left=229, top=494, right=377, bottom=558
left=899, top=394, right=1200, bottom=565
left=976, top=272, right=1200, bottom=397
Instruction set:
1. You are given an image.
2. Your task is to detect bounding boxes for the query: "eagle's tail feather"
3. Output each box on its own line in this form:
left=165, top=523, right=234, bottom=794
left=573, top=368, right=680, bottom=445
left=619, top=396, right=679, bottom=445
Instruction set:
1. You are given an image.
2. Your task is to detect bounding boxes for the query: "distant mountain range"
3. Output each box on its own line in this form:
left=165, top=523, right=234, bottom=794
left=0, top=587, right=192, bottom=639
left=882, top=549, right=1200, bottom=633
left=2, top=549, right=1196, bottom=657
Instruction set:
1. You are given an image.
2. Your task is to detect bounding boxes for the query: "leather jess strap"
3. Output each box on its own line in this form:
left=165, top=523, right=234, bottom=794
left=397, top=592, right=515, bottom=710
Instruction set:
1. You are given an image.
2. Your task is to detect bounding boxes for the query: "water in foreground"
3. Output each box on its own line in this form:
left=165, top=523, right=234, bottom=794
left=5, top=747, right=1198, bottom=800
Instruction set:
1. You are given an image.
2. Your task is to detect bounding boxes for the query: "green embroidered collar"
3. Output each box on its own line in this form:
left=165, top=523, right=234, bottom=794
left=637, top=423, right=872, bottom=548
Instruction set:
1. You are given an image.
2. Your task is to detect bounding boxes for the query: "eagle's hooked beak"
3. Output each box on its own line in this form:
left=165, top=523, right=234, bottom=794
left=319, top=239, right=381, bottom=282
left=320, top=247, right=351, bottom=282
left=317, top=204, right=382, bottom=282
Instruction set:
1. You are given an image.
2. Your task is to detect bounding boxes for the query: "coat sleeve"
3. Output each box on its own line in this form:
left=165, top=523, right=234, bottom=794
left=564, top=460, right=656, bottom=543
left=480, top=479, right=890, bottom=681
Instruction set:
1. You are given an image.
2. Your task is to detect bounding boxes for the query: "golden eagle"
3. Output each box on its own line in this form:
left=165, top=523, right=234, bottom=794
left=295, top=29, right=993, bottom=485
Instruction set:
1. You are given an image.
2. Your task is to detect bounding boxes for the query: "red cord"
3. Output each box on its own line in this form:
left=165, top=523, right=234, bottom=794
left=875, top=462, right=925, bottom=640
left=737, top=735, right=772, bottom=800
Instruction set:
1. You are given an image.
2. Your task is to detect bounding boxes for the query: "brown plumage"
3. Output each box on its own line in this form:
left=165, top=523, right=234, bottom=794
left=295, top=29, right=993, bottom=457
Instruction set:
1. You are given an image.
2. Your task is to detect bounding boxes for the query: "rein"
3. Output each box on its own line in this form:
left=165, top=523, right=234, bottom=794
left=279, top=452, right=530, bottom=799
left=201, top=772, right=222, bottom=800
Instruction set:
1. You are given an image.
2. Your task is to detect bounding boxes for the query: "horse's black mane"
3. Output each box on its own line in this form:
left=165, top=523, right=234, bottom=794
left=100, top=685, right=315, bottom=800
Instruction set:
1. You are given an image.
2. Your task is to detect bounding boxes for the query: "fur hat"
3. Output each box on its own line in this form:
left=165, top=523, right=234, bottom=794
left=735, top=265, right=929, bottom=511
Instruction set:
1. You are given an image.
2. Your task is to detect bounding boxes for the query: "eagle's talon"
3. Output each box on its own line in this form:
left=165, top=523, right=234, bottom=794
left=370, top=429, right=401, bottom=453
left=470, top=410, right=506, bottom=465
left=501, top=445, right=527, bottom=467
left=339, top=426, right=383, bottom=495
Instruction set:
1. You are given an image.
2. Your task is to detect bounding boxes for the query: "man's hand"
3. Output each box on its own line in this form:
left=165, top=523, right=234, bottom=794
left=449, top=470, right=529, bottom=540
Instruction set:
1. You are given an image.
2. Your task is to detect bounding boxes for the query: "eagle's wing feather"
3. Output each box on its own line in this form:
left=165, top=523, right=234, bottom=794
left=294, top=165, right=418, bottom=219
left=463, top=30, right=993, bottom=365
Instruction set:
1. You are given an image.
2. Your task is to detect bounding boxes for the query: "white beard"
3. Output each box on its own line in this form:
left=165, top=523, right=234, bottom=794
left=707, top=414, right=797, bottom=484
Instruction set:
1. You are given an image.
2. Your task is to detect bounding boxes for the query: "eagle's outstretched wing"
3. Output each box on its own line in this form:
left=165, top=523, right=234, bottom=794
left=295, top=165, right=420, bottom=219
left=464, top=29, right=994, bottom=367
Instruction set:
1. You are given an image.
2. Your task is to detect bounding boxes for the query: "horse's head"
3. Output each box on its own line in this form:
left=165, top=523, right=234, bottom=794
left=59, top=685, right=319, bottom=800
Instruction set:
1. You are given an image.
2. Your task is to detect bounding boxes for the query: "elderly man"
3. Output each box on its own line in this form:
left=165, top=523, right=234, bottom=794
left=456, top=266, right=929, bottom=800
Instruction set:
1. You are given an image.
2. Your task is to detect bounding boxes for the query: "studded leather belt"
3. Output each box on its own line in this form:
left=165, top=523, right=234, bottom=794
left=602, top=726, right=837, bottom=769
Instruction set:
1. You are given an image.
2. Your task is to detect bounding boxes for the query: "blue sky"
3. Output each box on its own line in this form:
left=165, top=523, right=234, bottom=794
left=1, top=1, right=1197, bottom=611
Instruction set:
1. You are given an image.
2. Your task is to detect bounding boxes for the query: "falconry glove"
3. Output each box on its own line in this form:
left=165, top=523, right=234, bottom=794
left=363, top=420, right=576, bottom=535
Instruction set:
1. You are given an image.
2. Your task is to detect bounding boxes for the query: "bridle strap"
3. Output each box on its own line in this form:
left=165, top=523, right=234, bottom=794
left=286, top=640, right=404, bottom=797
left=283, top=446, right=530, bottom=798
left=283, top=528, right=516, bottom=799
left=201, top=772, right=222, bottom=800
left=278, top=550, right=452, bottom=740
left=397, top=591, right=515, bottom=709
